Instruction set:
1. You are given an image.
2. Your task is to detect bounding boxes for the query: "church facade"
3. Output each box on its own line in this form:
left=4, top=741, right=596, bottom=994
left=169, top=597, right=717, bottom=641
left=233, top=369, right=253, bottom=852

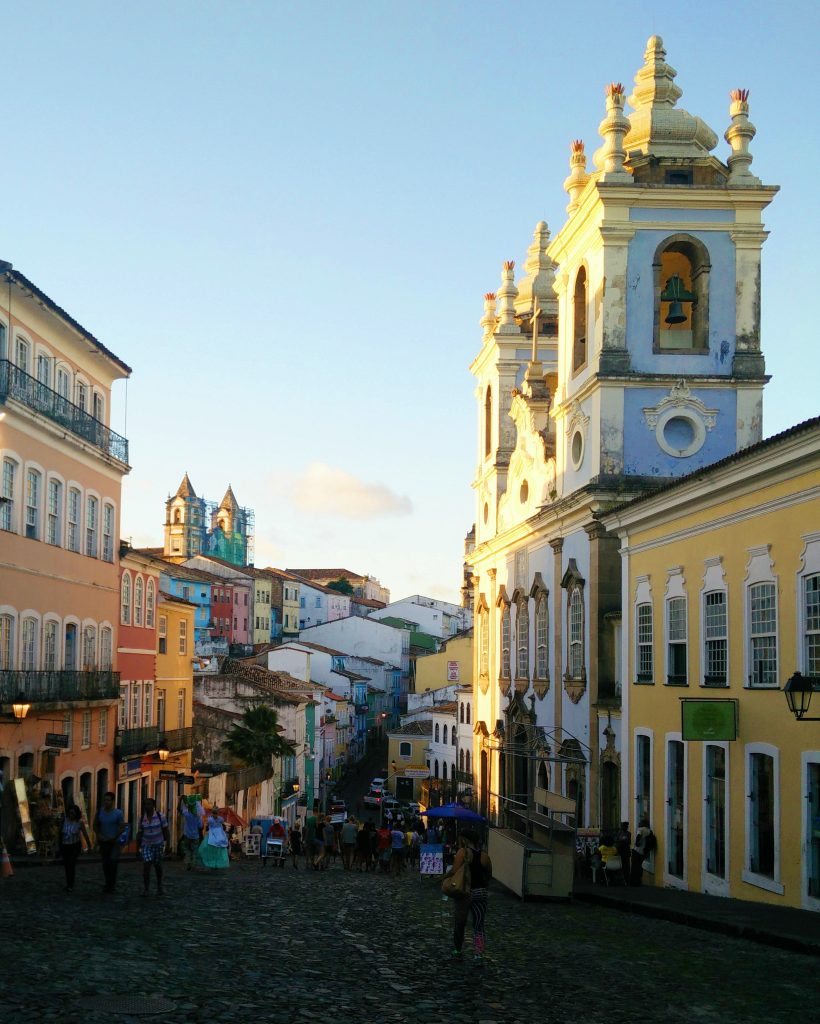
left=469, top=37, right=776, bottom=834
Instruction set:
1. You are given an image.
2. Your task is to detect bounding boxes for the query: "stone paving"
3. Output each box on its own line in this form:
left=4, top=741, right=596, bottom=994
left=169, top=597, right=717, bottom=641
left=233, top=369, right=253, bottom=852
left=1, top=855, right=818, bottom=1024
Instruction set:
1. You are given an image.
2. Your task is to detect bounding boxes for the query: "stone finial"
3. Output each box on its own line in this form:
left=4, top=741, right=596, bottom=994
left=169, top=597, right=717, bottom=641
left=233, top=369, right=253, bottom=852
left=563, top=140, right=590, bottom=213
left=597, top=83, right=632, bottom=182
left=496, top=260, right=520, bottom=334
left=629, top=36, right=682, bottom=111
left=725, top=89, right=760, bottom=185
left=480, top=292, right=498, bottom=341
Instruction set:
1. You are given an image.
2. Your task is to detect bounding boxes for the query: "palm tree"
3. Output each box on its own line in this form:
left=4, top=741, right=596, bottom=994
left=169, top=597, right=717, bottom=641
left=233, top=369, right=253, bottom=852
left=222, top=704, right=295, bottom=768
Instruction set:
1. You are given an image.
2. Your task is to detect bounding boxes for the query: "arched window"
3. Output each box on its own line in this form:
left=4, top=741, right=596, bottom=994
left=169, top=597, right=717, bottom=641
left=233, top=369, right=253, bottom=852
left=654, top=234, right=710, bottom=352
left=484, top=386, right=492, bottom=457
left=459, top=749, right=465, bottom=771
left=442, top=762, right=448, bottom=781
left=82, top=625, right=97, bottom=669
left=452, top=727, right=457, bottom=746
left=435, top=723, right=440, bottom=744
left=1, top=614, right=16, bottom=669
left=535, top=593, right=549, bottom=680
left=516, top=597, right=529, bottom=680
left=146, top=579, right=156, bottom=628
left=15, top=336, right=30, bottom=373
left=86, top=495, right=98, bottom=557
left=434, top=759, right=439, bottom=779
left=1, top=456, right=18, bottom=532
left=572, top=267, right=587, bottom=373
left=135, top=576, right=144, bottom=626
left=500, top=603, right=511, bottom=679
left=460, top=703, right=464, bottom=724
left=121, top=573, right=132, bottom=624
left=466, top=704, right=470, bottom=725
left=443, top=724, right=448, bottom=745
left=21, top=616, right=38, bottom=670
left=100, top=627, right=113, bottom=670
left=479, top=607, right=489, bottom=678
left=537, top=761, right=549, bottom=790
left=25, top=468, right=42, bottom=540
left=569, top=588, right=584, bottom=679
left=102, top=503, right=115, bottom=562
left=465, top=750, right=471, bottom=774
left=174, top=508, right=182, bottom=524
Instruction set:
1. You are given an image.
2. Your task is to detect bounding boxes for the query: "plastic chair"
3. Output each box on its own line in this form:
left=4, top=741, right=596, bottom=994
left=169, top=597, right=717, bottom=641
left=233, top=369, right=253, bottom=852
left=603, top=854, right=627, bottom=886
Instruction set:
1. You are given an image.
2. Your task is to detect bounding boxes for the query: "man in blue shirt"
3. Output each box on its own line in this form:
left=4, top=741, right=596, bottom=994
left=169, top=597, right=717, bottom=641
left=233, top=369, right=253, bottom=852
left=94, top=791, right=126, bottom=893
left=179, top=797, right=202, bottom=871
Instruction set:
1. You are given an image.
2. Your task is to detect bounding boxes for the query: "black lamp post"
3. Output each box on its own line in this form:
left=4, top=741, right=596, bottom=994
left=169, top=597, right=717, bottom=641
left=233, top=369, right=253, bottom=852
left=784, top=672, right=820, bottom=721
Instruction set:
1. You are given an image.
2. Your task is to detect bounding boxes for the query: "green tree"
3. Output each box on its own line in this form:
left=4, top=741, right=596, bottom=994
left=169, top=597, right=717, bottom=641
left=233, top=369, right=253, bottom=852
left=222, top=704, right=295, bottom=768
left=327, top=577, right=354, bottom=595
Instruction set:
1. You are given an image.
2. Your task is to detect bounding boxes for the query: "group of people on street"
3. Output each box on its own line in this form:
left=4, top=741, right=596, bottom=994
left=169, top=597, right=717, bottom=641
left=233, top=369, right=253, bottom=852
left=588, top=819, right=656, bottom=885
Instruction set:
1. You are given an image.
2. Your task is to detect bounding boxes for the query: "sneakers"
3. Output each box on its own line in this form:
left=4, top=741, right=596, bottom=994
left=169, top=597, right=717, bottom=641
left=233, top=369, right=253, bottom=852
left=451, top=949, right=463, bottom=958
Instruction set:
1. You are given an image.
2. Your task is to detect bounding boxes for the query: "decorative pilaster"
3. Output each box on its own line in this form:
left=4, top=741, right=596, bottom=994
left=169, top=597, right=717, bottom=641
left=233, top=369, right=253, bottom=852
left=480, top=292, right=497, bottom=342
left=496, top=261, right=520, bottom=334
left=564, top=140, right=590, bottom=213
left=598, top=84, right=632, bottom=182
left=725, top=89, right=761, bottom=186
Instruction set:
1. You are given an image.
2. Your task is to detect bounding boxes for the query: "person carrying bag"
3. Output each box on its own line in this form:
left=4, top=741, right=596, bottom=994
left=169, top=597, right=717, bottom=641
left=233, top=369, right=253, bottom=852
left=442, top=828, right=492, bottom=960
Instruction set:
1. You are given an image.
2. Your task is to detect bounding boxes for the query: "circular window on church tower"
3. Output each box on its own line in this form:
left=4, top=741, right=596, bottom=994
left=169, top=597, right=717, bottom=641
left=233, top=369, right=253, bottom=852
left=570, top=430, right=584, bottom=469
left=656, top=410, right=706, bottom=458
left=483, top=502, right=489, bottom=524
left=520, top=481, right=529, bottom=503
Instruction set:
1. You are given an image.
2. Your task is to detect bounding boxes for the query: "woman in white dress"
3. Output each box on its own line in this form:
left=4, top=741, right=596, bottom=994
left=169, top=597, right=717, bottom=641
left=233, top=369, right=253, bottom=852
left=197, top=809, right=230, bottom=870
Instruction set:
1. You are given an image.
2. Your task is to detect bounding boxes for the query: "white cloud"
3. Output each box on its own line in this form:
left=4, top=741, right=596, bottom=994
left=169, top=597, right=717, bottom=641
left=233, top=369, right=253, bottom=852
left=293, top=463, right=413, bottom=520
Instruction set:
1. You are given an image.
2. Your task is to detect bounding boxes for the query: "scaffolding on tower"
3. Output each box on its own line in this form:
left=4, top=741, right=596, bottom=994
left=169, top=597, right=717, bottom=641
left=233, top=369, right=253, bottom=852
left=202, top=498, right=255, bottom=568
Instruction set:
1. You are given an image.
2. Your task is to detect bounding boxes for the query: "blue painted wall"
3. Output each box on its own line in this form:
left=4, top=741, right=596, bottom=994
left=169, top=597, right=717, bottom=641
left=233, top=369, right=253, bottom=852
left=626, top=226, right=736, bottom=376
left=623, top=386, right=738, bottom=477
left=160, top=571, right=212, bottom=642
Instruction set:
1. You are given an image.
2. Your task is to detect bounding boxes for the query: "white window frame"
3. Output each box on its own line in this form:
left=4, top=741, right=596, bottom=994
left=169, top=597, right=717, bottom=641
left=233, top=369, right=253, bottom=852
left=121, top=572, right=132, bottom=625
left=179, top=618, right=187, bottom=656
left=43, top=617, right=60, bottom=671
left=535, top=592, right=549, bottom=681
left=118, top=683, right=129, bottom=729
left=797, top=533, right=820, bottom=676
left=801, top=750, right=820, bottom=912
left=85, top=493, right=99, bottom=558
left=143, top=682, right=153, bottom=728
left=131, top=682, right=142, bottom=729
left=499, top=601, right=511, bottom=679
left=82, top=623, right=97, bottom=670
left=146, top=579, right=156, bottom=629
left=478, top=605, right=488, bottom=678
left=634, top=728, right=655, bottom=876
left=744, top=546, right=778, bottom=689
left=177, top=688, right=185, bottom=728
left=81, top=709, right=92, bottom=749
left=516, top=597, right=529, bottom=680
left=20, top=614, right=39, bottom=671
left=24, top=465, right=43, bottom=540
left=134, top=576, right=144, bottom=627
left=102, top=503, right=115, bottom=562
left=98, top=706, right=108, bottom=745
left=100, top=625, right=113, bottom=670
left=701, top=741, right=730, bottom=898
left=664, top=567, right=687, bottom=686
left=0, top=611, right=15, bottom=671
left=568, top=587, right=584, bottom=679
left=743, top=742, right=783, bottom=895
left=66, top=485, right=81, bottom=553
left=46, top=474, right=63, bottom=547
left=1, top=455, right=19, bottom=533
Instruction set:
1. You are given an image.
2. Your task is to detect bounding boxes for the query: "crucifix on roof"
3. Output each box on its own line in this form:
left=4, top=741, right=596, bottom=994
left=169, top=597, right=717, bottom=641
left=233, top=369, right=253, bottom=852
left=530, top=297, right=542, bottom=364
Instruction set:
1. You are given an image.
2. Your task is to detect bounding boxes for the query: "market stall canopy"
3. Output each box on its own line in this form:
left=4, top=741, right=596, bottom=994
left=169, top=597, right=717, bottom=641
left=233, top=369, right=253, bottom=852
left=217, top=807, right=247, bottom=828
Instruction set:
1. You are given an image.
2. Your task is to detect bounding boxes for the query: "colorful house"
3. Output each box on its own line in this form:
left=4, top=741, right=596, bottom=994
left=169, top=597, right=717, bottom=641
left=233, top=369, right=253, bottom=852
left=602, top=418, right=820, bottom=910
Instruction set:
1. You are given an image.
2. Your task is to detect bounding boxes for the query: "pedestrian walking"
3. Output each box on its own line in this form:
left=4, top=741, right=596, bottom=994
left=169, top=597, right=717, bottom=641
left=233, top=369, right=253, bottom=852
left=94, top=791, right=126, bottom=894
left=197, top=808, right=230, bottom=870
left=615, top=821, right=631, bottom=881
left=445, top=828, right=492, bottom=961
left=263, top=817, right=286, bottom=867
left=137, top=798, right=170, bottom=896
left=630, top=818, right=656, bottom=886
left=389, top=823, right=405, bottom=876
left=376, top=823, right=391, bottom=872
left=321, top=817, right=336, bottom=869
left=58, top=805, right=91, bottom=892
left=289, top=820, right=302, bottom=869
left=305, top=811, right=318, bottom=869
left=179, top=797, right=202, bottom=871
left=341, top=817, right=357, bottom=870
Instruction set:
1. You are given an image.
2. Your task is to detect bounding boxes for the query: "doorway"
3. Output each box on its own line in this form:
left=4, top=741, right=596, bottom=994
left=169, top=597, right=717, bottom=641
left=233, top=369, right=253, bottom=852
left=601, top=760, right=620, bottom=832
left=704, top=745, right=727, bottom=895
left=667, top=739, right=685, bottom=881
left=806, top=761, right=820, bottom=906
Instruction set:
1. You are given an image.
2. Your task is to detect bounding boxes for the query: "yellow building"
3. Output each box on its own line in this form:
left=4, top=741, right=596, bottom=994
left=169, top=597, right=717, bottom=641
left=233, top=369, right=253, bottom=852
left=151, top=592, right=195, bottom=827
left=387, top=720, right=432, bottom=802
left=415, top=633, right=472, bottom=696
left=602, top=418, right=820, bottom=910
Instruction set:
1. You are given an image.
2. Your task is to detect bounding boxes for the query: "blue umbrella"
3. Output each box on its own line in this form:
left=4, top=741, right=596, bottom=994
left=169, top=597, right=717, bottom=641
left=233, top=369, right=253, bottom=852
left=420, top=803, right=486, bottom=822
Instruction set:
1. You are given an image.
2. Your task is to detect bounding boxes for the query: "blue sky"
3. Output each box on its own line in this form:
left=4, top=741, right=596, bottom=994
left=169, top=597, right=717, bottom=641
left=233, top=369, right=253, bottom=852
left=3, top=2, right=818, bottom=602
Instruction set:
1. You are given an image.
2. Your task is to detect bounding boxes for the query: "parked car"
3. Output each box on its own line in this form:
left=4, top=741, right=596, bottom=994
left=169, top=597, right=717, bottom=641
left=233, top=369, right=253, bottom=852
left=370, top=777, right=386, bottom=792
left=329, top=799, right=347, bottom=824
left=402, top=802, right=421, bottom=817
left=363, top=788, right=383, bottom=807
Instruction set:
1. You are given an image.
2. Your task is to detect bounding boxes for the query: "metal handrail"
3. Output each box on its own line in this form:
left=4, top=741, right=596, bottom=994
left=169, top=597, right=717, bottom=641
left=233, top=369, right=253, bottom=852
left=0, top=669, right=120, bottom=703
left=0, top=359, right=129, bottom=463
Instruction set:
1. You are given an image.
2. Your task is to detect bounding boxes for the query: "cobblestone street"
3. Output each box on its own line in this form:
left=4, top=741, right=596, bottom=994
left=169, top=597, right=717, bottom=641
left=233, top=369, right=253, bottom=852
left=2, top=857, right=817, bottom=1024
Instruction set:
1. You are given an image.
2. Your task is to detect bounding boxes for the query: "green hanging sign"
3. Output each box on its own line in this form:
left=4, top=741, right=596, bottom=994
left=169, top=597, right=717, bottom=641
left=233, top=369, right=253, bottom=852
left=681, top=699, right=738, bottom=741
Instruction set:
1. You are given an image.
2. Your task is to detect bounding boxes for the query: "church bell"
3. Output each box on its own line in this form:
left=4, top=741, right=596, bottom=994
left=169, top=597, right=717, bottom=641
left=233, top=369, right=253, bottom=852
left=661, top=273, right=696, bottom=326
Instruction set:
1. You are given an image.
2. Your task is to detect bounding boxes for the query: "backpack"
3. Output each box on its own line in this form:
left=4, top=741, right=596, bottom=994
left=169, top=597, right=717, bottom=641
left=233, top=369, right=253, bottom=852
left=642, top=830, right=656, bottom=855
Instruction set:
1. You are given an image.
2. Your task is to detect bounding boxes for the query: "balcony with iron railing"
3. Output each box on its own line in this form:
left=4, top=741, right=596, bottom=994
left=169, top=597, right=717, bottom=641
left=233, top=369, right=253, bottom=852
left=0, top=359, right=129, bottom=464
left=0, top=669, right=120, bottom=705
left=116, top=725, right=192, bottom=759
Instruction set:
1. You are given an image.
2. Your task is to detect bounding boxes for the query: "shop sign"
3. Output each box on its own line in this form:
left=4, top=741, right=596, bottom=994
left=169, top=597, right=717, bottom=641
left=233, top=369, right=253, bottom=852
left=681, top=699, right=738, bottom=741
left=159, top=770, right=178, bottom=780
left=404, top=767, right=430, bottom=779
left=45, top=733, right=70, bottom=748
left=447, top=661, right=460, bottom=682
left=180, top=775, right=196, bottom=784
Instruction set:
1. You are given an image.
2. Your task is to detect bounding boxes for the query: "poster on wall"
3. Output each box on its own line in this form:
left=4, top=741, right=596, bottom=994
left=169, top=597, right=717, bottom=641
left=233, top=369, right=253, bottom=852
left=243, top=833, right=261, bottom=857
left=420, top=843, right=444, bottom=875
left=447, top=661, right=460, bottom=682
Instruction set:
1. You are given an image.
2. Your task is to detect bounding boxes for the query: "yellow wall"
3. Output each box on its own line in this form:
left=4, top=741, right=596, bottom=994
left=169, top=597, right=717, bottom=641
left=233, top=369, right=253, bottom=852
left=387, top=731, right=431, bottom=800
left=623, top=460, right=820, bottom=909
left=156, top=599, right=194, bottom=733
left=415, top=634, right=472, bottom=694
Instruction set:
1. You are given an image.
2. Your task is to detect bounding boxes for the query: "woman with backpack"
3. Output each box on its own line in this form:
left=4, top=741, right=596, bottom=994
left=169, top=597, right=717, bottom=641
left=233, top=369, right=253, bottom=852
left=445, top=827, right=493, bottom=961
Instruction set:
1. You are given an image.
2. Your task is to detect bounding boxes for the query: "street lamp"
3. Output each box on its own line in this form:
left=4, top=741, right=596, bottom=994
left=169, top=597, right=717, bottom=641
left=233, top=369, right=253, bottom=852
left=157, top=740, right=171, bottom=762
left=784, top=672, right=820, bottom=721
left=11, top=693, right=31, bottom=722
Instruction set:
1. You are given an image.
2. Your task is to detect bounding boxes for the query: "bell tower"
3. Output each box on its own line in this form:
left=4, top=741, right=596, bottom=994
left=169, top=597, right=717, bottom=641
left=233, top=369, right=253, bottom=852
left=470, top=223, right=558, bottom=546
left=164, top=473, right=205, bottom=561
left=546, top=36, right=777, bottom=493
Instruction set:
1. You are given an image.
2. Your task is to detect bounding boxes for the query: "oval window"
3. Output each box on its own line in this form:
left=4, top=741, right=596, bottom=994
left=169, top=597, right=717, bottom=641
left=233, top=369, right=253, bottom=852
left=663, top=416, right=695, bottom=452
left=520, top=481, right=529, bottom=503
left=483, top=502, right=489, bottom=524
left=571, top=430, right=584, bottom=468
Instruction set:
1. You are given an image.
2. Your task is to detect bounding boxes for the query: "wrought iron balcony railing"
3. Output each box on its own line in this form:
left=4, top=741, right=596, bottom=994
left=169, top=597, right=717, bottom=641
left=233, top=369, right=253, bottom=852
left=116, top=725, right=192, bottom=759
left=0, top=359, right=129, bottom=464
left=454, top=770, right=474, bottom=786
left=0, top=669, right=120, bottom=704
